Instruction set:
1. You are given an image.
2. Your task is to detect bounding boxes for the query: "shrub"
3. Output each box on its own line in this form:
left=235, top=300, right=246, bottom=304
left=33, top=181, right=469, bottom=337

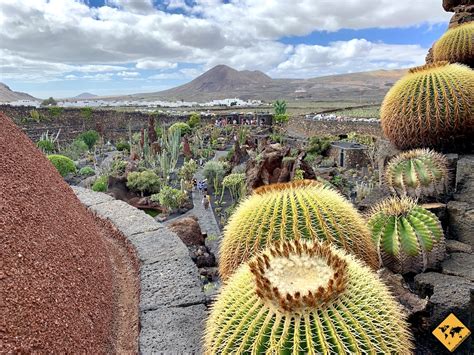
left=111, top=159, right=127, bottom=176
left=273, top=113, right=289, bottom=124
left=115, top=140, right=130, bottom=152
left=126, top=170, right=161, bottom=196
left=151, top=185, right=187, bottom=212
left=48, top=106, right=63, bottom=119
left=219, top=180, right=378, bottom=280
left=187, top=112, right=201, bottom=129
left=433, top=22, right=473, bottom=67
left=205, top=240, right=412, bottom=353
left=203, top=160, right=226, bottom=193
left=307, top=135, right=336, bottom=156
left=30, top=109, right=42, bottom=122
left=385, top=149, right=449, bottom=199
left=221, top=173, right=245, bottom=202
left=169, top=122, right=191, bottom=136
left=178, top=159, right=198, bottom=182
left=60, top=139, right=89, bottom=161
left=80, top=107, right=93, bottom=121
left=47, top=154, right=76, bottom=177
left=77, top=130, right=100, bottom=150
left=41, top=97, right=57, bottom=106
left=92, top=175, right=108, bottom=192
left=37, top=139, right=55, bottom=153
left=79, top=166, right=95, bottom=176
left=380, top=62, right=474, bottom=150
left=367, top=196, right=445, bottom=273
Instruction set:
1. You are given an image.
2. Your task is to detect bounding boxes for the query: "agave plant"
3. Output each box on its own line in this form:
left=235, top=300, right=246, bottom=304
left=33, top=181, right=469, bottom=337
left=433, top=22, right=474, bottom=67
left=205, top=239, right=413, bottom=354
left=385, top=149, right=449, bottom=199
left=367, top=196, right=445, bottom=274
left=380, top=62, right=474, bottom=150
left=219, top=180, right=378, bottom=280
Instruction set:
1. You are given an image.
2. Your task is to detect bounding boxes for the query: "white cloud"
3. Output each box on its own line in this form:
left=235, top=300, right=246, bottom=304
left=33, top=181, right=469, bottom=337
left=0, top=0, right=449, bottom=84
left=136, top=60, right=178, bottom=70
left=117, top=71, right=140, bottom=77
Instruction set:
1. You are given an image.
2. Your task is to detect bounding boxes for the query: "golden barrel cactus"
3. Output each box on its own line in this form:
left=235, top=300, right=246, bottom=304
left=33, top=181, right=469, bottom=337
left=385, top=149, right=449, bottom=198
left=219, top=180, right=378, bottom=280
left=205, top=240, right=413, bottom=354
left=367, top=197, right=445, bottom=274
left=433, top=22, right=474, bottom=67
left=380, top=62, right=474, bottom=150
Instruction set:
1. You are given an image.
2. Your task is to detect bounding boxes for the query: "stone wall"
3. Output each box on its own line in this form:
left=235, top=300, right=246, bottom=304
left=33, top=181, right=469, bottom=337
left=287, top=116, right=383, bottom=138
left=328, top=146, right=370, bottom=169
left=0, top=104, right=188, bottom=143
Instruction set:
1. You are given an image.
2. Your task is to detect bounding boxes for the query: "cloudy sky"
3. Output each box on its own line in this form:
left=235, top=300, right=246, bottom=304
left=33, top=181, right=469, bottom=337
left=0, top=0, right=451, bottom=98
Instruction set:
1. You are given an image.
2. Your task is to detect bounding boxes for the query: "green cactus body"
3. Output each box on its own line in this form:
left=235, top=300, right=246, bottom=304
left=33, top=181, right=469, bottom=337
left=385, top=149, right=449, bottom=198
left=367, top=197, right=445, bottom=274
left=205, top=240, right=413, bottom=354
left=219, top=180, right=378, bottom=280
left=433, top=22, right=474, bottom=67
left=380, top=62, right=474, bottom=150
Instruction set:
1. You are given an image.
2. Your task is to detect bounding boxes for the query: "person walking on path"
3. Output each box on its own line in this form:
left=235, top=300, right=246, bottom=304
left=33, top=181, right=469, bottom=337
left=202, top=193, right=210, bottom=210
left=197, top=180, right=203, bottom=194
left=192, top=178, right=197, bottom=192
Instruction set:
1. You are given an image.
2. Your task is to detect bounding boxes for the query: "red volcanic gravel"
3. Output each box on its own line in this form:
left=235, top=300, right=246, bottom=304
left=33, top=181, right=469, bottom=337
left=0, top=113, right=115, bottom=353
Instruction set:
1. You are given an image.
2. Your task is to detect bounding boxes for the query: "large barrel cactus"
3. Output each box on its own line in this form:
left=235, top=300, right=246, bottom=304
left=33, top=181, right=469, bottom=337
left=367, top=197, right=445, bottom=274
left=205, top=240, right=413, bottom=354
left=385, top=149, right=449, bottom=198
left=433, top=22, right=474, bottom=67
left=219, top=180, right=378, bottom=280
left=380, top=62, right=474, bottom=150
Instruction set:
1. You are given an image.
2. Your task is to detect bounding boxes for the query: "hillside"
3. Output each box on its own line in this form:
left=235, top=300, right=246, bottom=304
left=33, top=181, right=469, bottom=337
left=0, top=83, right=37, bottom=102
left=73, top=92, right=98, bottom=99
left=126, top=65, right=407, bottom=103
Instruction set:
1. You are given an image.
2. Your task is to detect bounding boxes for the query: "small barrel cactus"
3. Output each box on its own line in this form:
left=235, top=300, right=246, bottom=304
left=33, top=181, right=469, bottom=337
left=385, top=149, right=449, bottom=198
left=380, top=61, right=474, bottom=150
left=367, top=197, right=445, bottom=274
left=433, top=22, right=474, bottom=67
left=219, top=180, right=378, bottom=280
left=47, top=154, right=76, bottom=177
left=205, top=239, right=413, bottom=354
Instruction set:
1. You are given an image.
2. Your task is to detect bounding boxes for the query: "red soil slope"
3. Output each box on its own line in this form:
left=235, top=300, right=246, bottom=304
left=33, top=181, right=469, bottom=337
left=0, top=113, right=114, bottom=352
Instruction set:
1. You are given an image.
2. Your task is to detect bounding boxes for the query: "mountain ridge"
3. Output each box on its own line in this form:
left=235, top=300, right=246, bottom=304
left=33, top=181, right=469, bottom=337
left=0, top=83, right=38, bottom=102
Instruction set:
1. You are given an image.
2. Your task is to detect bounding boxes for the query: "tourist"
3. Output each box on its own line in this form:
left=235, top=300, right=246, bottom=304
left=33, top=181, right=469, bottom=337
left=202, top=193, right=210, bottom=210
left=197, top=180, right=203, bottom=194
left=192, top=178, right=197, bottom=191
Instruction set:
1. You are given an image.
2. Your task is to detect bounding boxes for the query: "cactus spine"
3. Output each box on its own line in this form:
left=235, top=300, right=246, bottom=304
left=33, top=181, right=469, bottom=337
left=219, top=180, right=378, bottom=280
left=385, top=149, right=449, bottom=198
left=433, top=22, right=474, bottom=67
left=367, top=197, right=445, bottom=274
left=380, top=62, right=474, bottom=150
left=205, top=239, right=413, bottom=354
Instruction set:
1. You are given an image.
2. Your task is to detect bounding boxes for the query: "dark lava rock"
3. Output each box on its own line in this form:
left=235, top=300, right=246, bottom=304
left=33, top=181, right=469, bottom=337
left=168, top=215, right=205, bottom=247
left=446, top=239, right=473, bottom=254
left=443, top=0, right=472, bottom=12
left=442, top=252, right=474, bottom=281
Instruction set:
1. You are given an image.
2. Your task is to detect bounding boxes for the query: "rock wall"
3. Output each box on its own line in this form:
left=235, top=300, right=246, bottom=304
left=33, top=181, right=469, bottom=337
left=0, top=104, right=191, bottom=143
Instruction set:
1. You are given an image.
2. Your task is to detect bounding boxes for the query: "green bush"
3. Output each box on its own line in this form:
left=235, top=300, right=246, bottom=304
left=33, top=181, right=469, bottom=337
left=126, top=170, right=161, bottom=196
left=79, top=166, right=95, bottom=176
left=203, top=160, right=227, bottom=193
left=37, top=139, right=55, bottom=153
left=77, top=130, right=100, bottom=150
left=151, top=185, right=187, bottom=212
left=187, top=113, right=201, bottom=129
left=60, top=139, right=89, bottom=161
left=178, top=159, right=198, bottom=181
left=92, top=175, right=108, bottom=192
left=307, top=135, right=336, bottom=156
left=48, top=106, right=63, bottom=119
left=273, top=113, right=289, bottom=124
left=47, top=154, right=76, bottom=177
left=111, top=159, right=127, bottom=176
left=115, top=140, right=130, bottom=152
left=169, top=122, right=191, bottom=136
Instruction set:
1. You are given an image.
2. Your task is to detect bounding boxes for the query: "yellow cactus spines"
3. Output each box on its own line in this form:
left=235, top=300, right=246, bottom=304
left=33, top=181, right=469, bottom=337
left=380, top=61, right=474, bottom=150
left=205, top=240, right=413, bottom=354
left=367, top=197, right=445, bottom=274
left=219, top=180, right=378, bottom=280
left=433, top=22, right=474, bottom=67
left=385, top=149, right=449, bottom=198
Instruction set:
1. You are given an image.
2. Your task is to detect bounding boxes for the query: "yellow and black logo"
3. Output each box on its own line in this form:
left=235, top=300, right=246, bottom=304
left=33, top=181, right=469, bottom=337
left=432, top=313, right=471, bottom=352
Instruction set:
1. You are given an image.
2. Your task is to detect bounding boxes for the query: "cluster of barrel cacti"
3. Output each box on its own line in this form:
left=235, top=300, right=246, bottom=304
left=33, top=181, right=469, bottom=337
left=433, top=22, right=473, bottom=67
left=205, top=180, right=414, bottom=353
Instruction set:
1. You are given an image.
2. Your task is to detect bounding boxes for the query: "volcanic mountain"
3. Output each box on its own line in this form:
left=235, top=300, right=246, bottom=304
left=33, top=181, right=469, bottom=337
left=0, top=82, right=37, bottom=102
left=73, top=92, right=98, bottom=99
left=127, top=64, right=407, bottom=102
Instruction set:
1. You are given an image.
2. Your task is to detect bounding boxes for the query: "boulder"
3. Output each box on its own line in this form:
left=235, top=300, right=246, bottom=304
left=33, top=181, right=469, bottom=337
left=447, top=201, right=474, bottom=246
left=448, top=4, right=474, bottom=28
left=442, top=252, right=474, bottom=281
left=168, top=215, right=205, bottom=246
left=443, top=0, right=472, bottom=12
left=446, top=239, right=473, bottom=254
left=454, top=155, right=474, bottom=202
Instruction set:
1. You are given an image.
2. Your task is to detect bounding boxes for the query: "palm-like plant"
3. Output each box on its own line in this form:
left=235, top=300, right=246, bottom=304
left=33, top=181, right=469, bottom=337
left=273, top=99, right=287, bottom=115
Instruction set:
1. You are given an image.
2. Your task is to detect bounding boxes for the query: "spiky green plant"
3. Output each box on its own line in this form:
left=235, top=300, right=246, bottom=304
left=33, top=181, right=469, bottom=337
left=380, top=62, right=474, bottom=150
left=433, top=22, right=474, bottom=67
left=219, top=180, right=378, bottom=280
left=385, top=149, right=449, bottom=198
left=367, top=196, right=445, bottom=274
left=205, top=239, right=413, bottom=354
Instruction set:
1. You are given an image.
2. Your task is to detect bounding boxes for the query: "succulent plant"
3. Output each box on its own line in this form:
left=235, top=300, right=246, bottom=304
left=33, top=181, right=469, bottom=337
left=219, top=180, right=378, bottom=280
left=367, top=196, right=445, bottom=274
left=385, top=149, right=449, bottom=198
left=433, top=22, right=474, bottom=67
left=205, top=239, right=413, bottom=354
left=380, top=62, right=474, bottom=150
